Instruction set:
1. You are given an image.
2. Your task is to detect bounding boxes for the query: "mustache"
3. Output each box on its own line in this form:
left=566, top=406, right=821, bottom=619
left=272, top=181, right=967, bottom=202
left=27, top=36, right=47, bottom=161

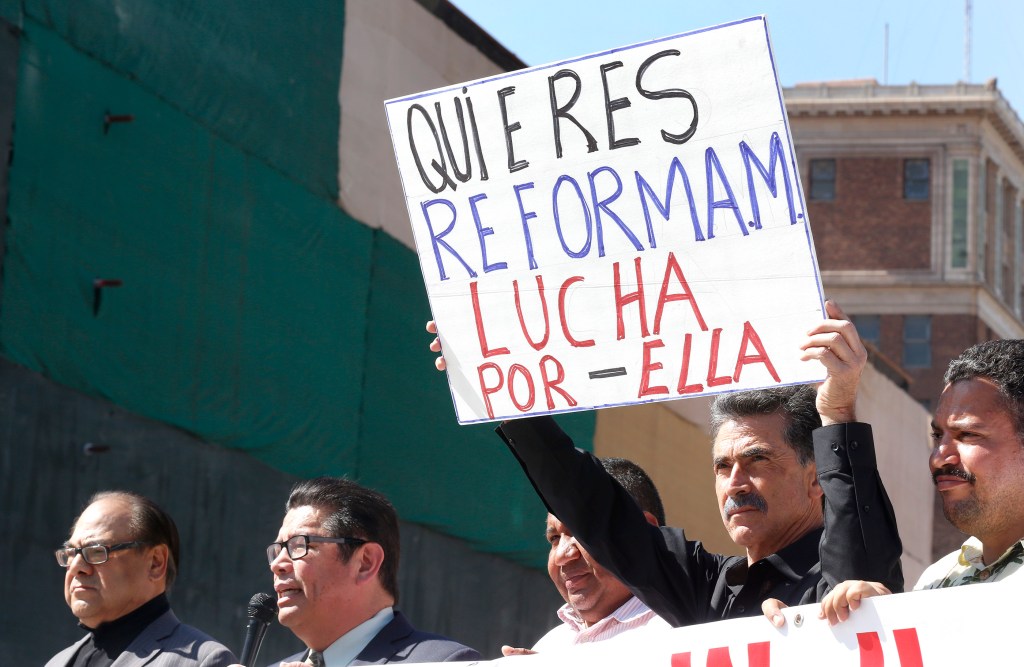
left=932, top=465, right=976, bottom=485
left=722, top=492, right=767, bottom=518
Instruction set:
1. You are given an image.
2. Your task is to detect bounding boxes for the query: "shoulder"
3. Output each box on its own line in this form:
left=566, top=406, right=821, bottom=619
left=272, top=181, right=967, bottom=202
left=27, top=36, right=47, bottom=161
left=399, top=628, right=482, bottom=662
left=160, top=621, right=237, bottom=666
left=370, top=615, right=481, bottom=663
left=913, top=548, right=963, bottom=590
left=44, top=636, right=89, bottom=667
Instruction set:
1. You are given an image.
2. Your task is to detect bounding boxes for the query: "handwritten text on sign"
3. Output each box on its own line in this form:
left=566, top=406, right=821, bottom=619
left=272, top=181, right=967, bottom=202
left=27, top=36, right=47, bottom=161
left=385, top=16, right=826, bottom=423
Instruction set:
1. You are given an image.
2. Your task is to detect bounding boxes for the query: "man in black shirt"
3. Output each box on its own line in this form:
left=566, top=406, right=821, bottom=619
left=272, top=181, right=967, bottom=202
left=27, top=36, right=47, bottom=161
left=492, top=302, right=904, bottom=627
left=46, top=491, right=235, bottom=667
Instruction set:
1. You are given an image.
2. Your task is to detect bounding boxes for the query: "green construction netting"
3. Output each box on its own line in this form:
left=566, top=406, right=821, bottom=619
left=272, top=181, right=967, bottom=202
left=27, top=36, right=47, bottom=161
left=0, top=7, right=595, bottom=568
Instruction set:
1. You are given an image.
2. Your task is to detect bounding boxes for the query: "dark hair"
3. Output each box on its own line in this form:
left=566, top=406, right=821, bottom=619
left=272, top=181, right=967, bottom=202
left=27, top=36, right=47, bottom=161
left=709, top=385, right=820, bottom=465
left=286, top=477, right=400, bottom=602
left=600, top=457, right=666, bottom=526
left=78, top=491, right=181, bottom=588
left=944, top=339, right=1024, bottom=440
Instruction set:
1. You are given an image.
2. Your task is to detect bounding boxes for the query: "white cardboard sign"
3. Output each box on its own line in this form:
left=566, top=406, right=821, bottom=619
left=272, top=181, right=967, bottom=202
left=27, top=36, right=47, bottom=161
left=385, top=16, right=826, bottom=424
left=418, top=583, right=1023, bottom=665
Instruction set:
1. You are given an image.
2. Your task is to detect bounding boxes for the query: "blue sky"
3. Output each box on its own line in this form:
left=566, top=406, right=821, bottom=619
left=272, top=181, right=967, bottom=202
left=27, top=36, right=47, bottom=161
left=449, top=0, right=1022, bottom=121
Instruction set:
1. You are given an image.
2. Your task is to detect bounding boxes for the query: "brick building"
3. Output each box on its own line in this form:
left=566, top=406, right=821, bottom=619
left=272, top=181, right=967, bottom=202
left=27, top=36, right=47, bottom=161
left=786, top=79, right=1024, bottom=559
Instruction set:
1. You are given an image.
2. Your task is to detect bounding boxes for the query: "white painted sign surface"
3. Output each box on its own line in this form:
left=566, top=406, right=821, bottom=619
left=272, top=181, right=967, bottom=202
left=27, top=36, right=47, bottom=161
left=386, top=16, right=825, bottom=423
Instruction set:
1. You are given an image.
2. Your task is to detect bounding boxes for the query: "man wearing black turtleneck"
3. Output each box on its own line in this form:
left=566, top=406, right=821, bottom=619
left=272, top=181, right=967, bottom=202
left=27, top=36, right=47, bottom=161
left=46, top=491, right=235, bottom=667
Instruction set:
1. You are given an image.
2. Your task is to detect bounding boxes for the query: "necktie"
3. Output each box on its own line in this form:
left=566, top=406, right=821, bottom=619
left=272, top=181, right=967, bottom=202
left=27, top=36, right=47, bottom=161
left=307, top=650, right=326, bottom=667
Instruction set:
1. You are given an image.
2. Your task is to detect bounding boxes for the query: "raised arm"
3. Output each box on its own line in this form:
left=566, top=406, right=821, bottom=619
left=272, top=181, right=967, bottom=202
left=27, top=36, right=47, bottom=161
left=805, top=302, right=904, bottom=594
left=496, top=416, right=722, bottom=627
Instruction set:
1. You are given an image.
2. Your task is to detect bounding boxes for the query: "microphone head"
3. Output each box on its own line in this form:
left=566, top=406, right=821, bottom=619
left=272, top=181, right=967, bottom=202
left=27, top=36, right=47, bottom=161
left=247, top=592, right=277, bottom=624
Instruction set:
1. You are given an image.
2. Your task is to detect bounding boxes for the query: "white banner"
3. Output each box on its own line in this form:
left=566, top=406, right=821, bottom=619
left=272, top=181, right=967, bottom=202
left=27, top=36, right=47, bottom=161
left=449, top=583, right=1019, bottom=665
left=386, top=16, right=826, bottom=424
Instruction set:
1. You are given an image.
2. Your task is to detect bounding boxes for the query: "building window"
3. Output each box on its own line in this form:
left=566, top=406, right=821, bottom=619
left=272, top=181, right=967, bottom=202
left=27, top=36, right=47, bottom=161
left=809, top=159, right=836, bottom=201
left=903, top=315, right=931, bottom=368
left=904, top=159, right=930, bottom=200
left=951, top=159, right=969, bottom=268
left=852, top=315, right=881, bottom=349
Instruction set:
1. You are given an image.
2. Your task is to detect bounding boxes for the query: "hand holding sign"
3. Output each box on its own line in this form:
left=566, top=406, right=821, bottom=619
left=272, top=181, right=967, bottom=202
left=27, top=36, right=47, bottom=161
left=800, top=300, right=868, bottom=426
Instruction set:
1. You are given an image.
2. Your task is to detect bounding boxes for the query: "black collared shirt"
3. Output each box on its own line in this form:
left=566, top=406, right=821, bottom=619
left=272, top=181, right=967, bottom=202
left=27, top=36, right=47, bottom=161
left=71, top=593, right=170, bottom=667
left=498, top=416, right=902, bottom=627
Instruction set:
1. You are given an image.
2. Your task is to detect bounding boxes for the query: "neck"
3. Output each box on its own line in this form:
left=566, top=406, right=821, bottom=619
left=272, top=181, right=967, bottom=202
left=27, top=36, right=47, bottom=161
left=746, top=518, right=823, bottom=564
left=981, top=534, right=1023, bottom=566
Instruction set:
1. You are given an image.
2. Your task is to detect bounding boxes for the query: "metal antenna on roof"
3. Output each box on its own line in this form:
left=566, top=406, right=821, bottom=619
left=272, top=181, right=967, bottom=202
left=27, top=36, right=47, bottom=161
left=964, top=0, right=972, bottom=83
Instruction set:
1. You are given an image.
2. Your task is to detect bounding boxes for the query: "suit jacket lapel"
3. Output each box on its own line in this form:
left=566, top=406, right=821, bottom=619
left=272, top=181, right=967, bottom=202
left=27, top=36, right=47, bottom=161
left=48, top=634, right=91, bottom=667
left=351, top=612, right=414, bottom=665
left=110, top=609, right=180, bottom=667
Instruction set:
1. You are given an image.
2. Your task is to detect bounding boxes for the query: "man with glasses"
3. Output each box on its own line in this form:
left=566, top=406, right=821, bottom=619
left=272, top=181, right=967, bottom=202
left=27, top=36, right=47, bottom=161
left=264, top=477, right=480, bottom=666
left=46, top=490, right=235, bottom=667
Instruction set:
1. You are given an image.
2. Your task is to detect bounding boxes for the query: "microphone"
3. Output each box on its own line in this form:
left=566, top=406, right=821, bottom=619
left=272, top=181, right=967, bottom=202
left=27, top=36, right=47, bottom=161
left=239, top=592, right=277, bottom=667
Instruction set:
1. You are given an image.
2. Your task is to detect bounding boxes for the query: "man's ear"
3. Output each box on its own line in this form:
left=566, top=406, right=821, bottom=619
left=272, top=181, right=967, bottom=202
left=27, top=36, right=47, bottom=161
left=807, top=466, right=824, bottom=501
left=642, top=510, right=660, bottom=527
left=354, top=543, right=386, bottom=584
left=147, top=544, right=170, bottom=583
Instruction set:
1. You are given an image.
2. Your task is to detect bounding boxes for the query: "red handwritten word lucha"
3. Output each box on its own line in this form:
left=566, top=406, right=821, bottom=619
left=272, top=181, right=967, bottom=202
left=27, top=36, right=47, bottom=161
left=470, top=251, right=780, bottom=419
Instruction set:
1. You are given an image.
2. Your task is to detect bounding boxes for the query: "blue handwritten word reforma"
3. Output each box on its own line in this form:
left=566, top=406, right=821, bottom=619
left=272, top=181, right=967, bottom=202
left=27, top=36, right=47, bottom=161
left=419, top=131, right=798, bottom=282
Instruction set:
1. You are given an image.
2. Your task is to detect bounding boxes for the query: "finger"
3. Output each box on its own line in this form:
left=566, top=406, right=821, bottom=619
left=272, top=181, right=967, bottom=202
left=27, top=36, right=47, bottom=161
left=429, top=337, right=442, bottom=353
left=824, top=299, right=848, bottom=321
left=426, top=320, right=437, bottom=334
left=835, top=598, right=851, bottom=623
left=435, top=356, right=447, bottom=371
left=761, top=598, right=787, bottom=628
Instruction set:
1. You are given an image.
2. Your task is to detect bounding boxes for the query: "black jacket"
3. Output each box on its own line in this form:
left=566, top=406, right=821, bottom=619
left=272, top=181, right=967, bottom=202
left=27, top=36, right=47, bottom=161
left=497, top=416, right=903, bottom=627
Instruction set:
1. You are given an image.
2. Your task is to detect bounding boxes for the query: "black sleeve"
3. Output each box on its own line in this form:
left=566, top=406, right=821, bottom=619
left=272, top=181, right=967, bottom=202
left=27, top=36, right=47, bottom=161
left=814, top=422, right=905, bottom=594
left=496, top=415, right=727, bottom=627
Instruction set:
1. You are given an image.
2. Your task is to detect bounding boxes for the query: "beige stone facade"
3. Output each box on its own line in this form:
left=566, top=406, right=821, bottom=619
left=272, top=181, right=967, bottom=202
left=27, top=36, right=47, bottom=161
left=786, top=79, right=1024, bottom=558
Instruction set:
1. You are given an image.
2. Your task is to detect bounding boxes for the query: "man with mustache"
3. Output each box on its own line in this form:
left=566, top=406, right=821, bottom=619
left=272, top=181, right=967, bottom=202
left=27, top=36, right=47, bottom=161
left=804, top=339, right=1024, bottom=626
left=434, top=301, right=904, bottom=626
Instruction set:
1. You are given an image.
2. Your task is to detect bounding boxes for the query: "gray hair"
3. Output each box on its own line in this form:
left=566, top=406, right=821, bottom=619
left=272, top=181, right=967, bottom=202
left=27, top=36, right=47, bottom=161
left=709, top=385, right=820, bottom=465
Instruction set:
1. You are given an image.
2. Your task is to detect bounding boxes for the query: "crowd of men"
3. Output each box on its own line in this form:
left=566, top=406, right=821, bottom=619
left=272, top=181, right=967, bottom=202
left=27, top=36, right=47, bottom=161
left=45, top=304, right=1024, bottom=666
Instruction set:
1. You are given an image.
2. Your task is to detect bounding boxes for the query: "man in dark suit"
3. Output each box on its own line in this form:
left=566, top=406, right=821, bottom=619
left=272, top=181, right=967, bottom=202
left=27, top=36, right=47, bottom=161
left=264, top=477, right=480, bottom=666
left=46, top=490, right=235, bottom=667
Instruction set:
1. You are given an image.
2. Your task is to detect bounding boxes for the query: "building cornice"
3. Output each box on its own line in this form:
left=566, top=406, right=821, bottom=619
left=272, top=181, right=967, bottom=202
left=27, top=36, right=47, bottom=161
left=822, top=283, right=1024, bottom=337
left=784, top=80, right=1024, bottom=165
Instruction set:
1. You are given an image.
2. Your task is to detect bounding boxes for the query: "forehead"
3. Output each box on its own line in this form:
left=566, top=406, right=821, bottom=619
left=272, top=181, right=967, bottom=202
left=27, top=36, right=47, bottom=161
left=278, top=505, right=327, bottom=539
left=71, top=498, right=132, bottom=543
left=935, top=378, right=1012, bottom=425
left=712, top=413, right=791, bottom=459
left=545, top=514, right=569, bottom=535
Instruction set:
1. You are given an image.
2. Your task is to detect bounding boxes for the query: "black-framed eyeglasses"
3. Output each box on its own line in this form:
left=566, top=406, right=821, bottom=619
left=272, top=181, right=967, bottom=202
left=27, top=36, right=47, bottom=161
left=266, top=534, right=367, bottom=565
left=55, top=541, right=146, bottom=567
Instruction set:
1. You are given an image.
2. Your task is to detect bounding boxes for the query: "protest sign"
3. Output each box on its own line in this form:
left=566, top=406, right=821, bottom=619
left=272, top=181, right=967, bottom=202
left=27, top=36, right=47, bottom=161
left=420, top=583, right=1019, bottom=665
left=385, top=16, right=826, bottom=423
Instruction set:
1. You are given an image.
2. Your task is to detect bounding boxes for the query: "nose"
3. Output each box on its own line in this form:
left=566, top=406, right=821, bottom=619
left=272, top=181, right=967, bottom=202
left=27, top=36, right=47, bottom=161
left=66, top=551, right=93, bottom=577
left=930, top=433, right=960, bottom=470
left=269, top=546, right=293, bottom=572
left=552, top=535, right=580, bottom=566
left=725, top=463, right=752, bottom=494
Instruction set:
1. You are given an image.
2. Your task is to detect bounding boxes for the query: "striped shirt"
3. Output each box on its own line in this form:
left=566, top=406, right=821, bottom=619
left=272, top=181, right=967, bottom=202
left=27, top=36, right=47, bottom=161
left=531, top=596, right=671, bottom=651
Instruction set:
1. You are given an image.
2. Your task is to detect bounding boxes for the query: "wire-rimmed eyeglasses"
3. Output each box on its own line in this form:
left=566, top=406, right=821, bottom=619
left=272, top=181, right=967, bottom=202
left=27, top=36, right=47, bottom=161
left=55, top=541, right=146, bottom=567
left=266, top=534, right=367, bottom=565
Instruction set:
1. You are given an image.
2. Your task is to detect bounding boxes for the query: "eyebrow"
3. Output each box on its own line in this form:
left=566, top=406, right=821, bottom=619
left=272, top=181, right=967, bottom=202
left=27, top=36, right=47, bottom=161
left=738, top=445, right=773, bottom=459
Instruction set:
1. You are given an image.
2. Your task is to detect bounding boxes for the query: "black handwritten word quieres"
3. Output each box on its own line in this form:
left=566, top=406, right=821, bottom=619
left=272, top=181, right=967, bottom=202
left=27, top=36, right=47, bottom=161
left=406, top=50, right=699, bottom=195
left=418, top=131, right=798, bottom=283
